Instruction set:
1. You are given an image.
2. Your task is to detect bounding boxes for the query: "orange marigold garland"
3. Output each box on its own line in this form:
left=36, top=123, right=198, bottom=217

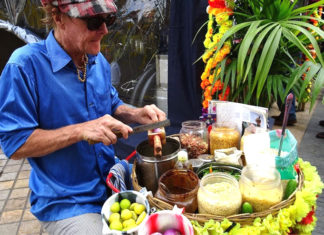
left=201, top=0, right=233, bottom=109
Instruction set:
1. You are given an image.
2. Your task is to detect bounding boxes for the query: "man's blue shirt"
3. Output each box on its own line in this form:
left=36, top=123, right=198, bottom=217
left=0, top=31, right=124, bottom=221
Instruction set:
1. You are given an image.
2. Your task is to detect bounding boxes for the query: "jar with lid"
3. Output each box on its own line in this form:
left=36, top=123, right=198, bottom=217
left=179, top=120, right=208, bottom=158
left=154, top=169, right=199, bottom=213
left=209, top=122, right=240, bottom=155
left=197, top=172, right=242, bottom=216
left=239, top=165, right=283, bottom=212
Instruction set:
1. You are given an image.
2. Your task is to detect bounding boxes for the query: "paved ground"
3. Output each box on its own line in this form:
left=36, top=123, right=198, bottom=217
left=0, top=93, right=323, bottom=234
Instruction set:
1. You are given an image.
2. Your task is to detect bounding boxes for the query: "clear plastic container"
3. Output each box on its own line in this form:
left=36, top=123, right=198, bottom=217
left=209, top=122, right=240, bottom=154
left=239, top=165, right=283, bottom=212
left=174, top=150, right=193, bottom=171
left=179, top=120, right=208, bottom=158
left=154, top=169, right=199, bottom=213
left=197, top=172, right=242, bottom=216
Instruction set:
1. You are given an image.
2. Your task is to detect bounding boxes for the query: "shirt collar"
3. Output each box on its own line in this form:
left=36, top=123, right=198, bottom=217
left=45, top=30, right=98, bottom=73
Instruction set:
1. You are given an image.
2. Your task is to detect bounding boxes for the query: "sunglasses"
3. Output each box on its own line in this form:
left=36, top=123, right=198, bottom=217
left=80, top=14, right=116, bottom=31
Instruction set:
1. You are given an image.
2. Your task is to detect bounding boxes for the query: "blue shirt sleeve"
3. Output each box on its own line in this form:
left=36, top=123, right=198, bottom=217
left=0, top=57, right=38, bottom=157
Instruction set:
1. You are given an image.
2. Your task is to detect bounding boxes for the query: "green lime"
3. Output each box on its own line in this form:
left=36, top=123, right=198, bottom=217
left=129, top=202, right=138, bottom=211
left=123, top=223, right=137, bottom=231
left=131, top=211, right=138, bottom=221
left=134, top=203, right=146, bottom=215
left=284, top=179, right=298, bottom=200
left=108, top=212, right=121, bottom=224
left=122, top=218, right=136, bottom=228
left=121, top=209, right=132, bottom=220
left=120, top=199, right=131, bottom=210
left=109, top=220, right=123, bottom=231
left=110, top=202, right=120, bottom=213
left=242, top=202, right=253, bottom=214
left=136, top=211, right=147, bottom=225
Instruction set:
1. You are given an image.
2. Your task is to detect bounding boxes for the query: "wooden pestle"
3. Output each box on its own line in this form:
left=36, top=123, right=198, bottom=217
left=148, top=127, right=166, bottom=157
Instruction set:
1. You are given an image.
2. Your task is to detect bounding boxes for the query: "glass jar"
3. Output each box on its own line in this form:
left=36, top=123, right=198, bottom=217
left=239, top=165, right=283, bottom=212
left=209, top=122, right=240, bottom=154
left=154, top=169, right=199, bottom=213
left=179, top=120, right=208, bottom=158
left=197, top=172, right=242, bottom=216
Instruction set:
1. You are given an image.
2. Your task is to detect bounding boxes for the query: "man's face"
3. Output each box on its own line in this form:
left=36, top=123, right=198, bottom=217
left=61, top=14, right=109, bottom=55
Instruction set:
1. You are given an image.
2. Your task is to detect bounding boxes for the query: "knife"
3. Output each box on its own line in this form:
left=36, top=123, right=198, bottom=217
left=87, top=119, right=171, bottom=144
left=115, top=119, right=170, bottom=138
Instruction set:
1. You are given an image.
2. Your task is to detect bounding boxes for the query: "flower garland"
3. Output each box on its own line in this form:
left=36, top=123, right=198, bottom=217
left=191, top=159, right=324, bottom=234
left=201, top=0, right=233, bottom=109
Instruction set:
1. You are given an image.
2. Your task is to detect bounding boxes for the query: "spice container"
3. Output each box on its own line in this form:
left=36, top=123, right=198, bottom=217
left=239, top=165, right=283, bottom=212
left=197, top=172, right=242, bottom=216
left=155, top=169, right=199, bottom=213
left=179, top=120, right=208, bottom=158
left=209, top=122, right=240, bottom=154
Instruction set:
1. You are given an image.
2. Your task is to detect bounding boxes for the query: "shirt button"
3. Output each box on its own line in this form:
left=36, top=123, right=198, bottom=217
left=89, top=103, right=94, bottom=107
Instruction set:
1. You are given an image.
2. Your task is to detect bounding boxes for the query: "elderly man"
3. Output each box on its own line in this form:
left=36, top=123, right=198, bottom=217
left=0, top=0, right=166, bottom=234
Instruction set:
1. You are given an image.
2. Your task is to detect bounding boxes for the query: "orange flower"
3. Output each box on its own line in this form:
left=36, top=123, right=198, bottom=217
left=218, top=86, right=230, bottom=100
left=200, top=79, right=210, bottom=89
left=203, top=99, right=209, bottom=109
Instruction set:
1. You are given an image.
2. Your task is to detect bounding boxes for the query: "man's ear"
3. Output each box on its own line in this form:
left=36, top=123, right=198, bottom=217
left=52, top=8, right=64, bottom=28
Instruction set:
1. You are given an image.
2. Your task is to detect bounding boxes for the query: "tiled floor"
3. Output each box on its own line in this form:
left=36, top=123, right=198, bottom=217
left=0, top=151, right=47, bottom=235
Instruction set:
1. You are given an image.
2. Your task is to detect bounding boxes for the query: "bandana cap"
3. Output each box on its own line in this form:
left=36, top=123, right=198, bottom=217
left=41, top=0, right=117, bottom=18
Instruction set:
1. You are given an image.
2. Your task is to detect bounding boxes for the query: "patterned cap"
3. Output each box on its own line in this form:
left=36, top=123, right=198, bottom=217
left=41, top=0, right=117, bottom=18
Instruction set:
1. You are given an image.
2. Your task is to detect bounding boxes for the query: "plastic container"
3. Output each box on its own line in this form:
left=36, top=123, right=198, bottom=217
left=174, top=149, right=193, bottom=171
left=196, top=162, right=242, bottom=180
left=209, top=122, right=240, bottom=155
left=154, top=169, right=199, bottom=213
left=179, top=120, right=209, bottom=158
left=269, top=130, right=298, bottom=180
left=197, top=172, right=242, bottom=216
left=101, top=190, right=150, bottom=235
left=239, top=165, right=283, bottom=212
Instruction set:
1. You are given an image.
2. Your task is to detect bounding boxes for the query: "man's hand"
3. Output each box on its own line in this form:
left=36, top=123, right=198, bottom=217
left=80, top=114, right=133, bottom=145
left=134, top=104, right=166, bottom=124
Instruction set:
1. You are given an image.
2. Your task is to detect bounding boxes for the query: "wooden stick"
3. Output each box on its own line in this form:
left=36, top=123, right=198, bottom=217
left=153, top=135, right=162, bottom=157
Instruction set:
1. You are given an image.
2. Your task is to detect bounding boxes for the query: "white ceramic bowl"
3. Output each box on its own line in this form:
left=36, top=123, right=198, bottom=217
left=101, top=190, right=150, bottom=235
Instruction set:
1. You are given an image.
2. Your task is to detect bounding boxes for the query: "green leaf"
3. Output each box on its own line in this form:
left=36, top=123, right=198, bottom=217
left=214, top=22, right=252, bottom=58
left=284, top=63, right=310, bottom=98
left=297, top=62, right=321, bottom=103
left=194, top=22, right=252, bottom=64
left=282, top=23, right=324, bottom=67
left=310, top=68, right=324, bottom=111
left=277, top=78, right=285, bottom=102
left=282, top=27, right=315, bottom=64
left=244, top=69, right=254, bottom=103
left=287, top=20, right=324, bottom=39
left=266, top=75, right=273, bottom=104
left=192, top=20, right=208, bottom=45
left=273, top=75, right=278, bottom=102
left=289, top=15, right=324, bottom=25
left=237, top=21, right=263, bottom=84
left=255, top=26, right=282, bottom=100
left=292, top=0, right=324, bottom=16
left=243, top=23, right=278, bottom=82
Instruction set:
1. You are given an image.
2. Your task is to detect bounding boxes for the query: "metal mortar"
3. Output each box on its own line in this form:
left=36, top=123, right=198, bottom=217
left=135, top=137, right=181, bottom=194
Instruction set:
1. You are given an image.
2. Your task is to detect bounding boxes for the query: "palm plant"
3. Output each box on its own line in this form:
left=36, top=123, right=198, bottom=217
left=208, top=0, right=324, bottom=110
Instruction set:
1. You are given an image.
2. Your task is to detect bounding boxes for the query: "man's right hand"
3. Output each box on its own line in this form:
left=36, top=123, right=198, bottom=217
left=80, top=114, right=133, bottom=145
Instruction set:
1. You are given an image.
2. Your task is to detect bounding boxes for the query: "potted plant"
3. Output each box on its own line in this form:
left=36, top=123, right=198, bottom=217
left=201, top=0, right=324, bottom=110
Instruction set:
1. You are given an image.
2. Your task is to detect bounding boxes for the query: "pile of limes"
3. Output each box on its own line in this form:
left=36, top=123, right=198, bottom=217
left=108, top=198, right=147, bottom=231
